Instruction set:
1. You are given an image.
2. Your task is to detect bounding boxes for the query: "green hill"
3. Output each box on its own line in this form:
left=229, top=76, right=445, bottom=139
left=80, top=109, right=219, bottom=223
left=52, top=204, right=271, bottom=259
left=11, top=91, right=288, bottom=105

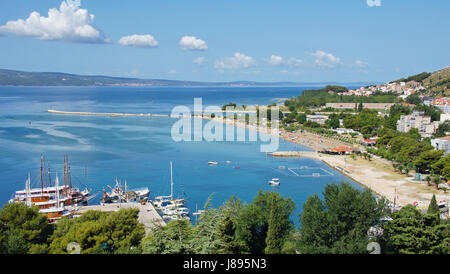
left=422, top=67, right=450, bottom=96
left=396, top=67, right=450, bottom=96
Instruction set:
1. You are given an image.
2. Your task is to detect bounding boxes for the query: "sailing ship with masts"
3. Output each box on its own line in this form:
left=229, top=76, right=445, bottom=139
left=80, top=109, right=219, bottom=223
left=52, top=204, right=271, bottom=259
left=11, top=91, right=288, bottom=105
left=9, top=154, right=92, bottom=222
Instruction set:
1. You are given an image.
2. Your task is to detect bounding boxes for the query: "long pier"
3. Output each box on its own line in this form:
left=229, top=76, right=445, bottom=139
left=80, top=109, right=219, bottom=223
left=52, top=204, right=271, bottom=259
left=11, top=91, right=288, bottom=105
left=73, top=202, right=165, bottom=235
left=47, top=109, right=178, bottom=118
left=266, top=151, right=303, bottom=157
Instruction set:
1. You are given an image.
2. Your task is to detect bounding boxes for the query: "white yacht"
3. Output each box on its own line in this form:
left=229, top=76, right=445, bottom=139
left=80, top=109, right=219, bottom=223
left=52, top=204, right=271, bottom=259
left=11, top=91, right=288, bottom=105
left=269, top=178, right=280, bottom=186
left=208, top=161, right=218, bottom=166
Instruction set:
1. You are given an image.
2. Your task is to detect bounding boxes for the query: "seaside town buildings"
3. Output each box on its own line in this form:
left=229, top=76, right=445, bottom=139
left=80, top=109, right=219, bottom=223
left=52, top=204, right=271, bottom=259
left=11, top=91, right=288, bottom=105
left=431, top=136, right=450, bottom=156
left=431, top=97, right=450, bottom=114
left=325, top=103, right=395, bottom=110
left=336, top=81, right=425, bottom=97
left=396, top=111, right=440, bottom=138
left=306, top=114, right=328, bottom=125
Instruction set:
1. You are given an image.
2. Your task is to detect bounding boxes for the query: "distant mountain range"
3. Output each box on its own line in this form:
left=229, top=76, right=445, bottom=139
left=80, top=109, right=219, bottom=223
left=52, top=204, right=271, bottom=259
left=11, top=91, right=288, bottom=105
left=0, top=69, right=377, bottom=87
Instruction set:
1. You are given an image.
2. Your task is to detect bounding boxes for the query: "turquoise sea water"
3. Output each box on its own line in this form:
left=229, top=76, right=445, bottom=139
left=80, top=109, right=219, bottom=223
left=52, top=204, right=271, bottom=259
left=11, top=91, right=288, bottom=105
left=0, top=86, right=362, bottom=225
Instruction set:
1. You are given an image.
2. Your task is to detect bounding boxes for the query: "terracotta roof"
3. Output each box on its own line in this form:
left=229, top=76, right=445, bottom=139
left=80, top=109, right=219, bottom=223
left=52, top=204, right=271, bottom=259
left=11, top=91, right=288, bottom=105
left=330, top=146, right=355, bottom=152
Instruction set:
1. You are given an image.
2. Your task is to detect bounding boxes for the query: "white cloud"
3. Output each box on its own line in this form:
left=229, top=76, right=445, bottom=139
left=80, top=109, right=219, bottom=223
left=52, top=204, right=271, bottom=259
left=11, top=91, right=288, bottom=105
left=366, top=0, right=382, bottom=7
left=118, top=34, right=158, bottom=48
left=311, top=50, right=341, bottom=69
left=214, top=53, right=256, bottom=70
left=353, top=60, right=368, bottom=68
left=265, top=55, right=284, bottom=66
left=193, top=57, right=205, bottom=65
left=179, top=36, right=208, bottom=51
left=0, top=0, right=108, bottom=43
left=285, top=57, right=305, bottom=67
left=265, top=55, right=305, bottom=67
left=168, top=69, right=177, bottom=74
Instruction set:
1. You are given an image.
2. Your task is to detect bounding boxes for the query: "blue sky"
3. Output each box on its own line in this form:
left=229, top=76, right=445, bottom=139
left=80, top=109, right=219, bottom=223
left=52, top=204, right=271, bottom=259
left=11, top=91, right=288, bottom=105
left=0, top=0, right=448, bottom=83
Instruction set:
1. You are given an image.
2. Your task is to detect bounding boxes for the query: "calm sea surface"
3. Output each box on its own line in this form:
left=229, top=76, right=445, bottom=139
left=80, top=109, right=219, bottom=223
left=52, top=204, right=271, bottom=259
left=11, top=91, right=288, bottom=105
left=0, top=86, right=362, bottom=225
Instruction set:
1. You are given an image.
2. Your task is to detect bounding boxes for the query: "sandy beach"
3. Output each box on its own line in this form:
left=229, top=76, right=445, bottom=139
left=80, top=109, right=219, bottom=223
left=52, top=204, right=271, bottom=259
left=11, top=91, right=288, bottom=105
left=204, top=115, right=450, bottom=208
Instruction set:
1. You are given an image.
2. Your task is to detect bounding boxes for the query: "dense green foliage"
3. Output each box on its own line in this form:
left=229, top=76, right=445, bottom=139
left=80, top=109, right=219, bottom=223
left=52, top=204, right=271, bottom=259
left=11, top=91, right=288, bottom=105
left=265, top=196, right=284, bottom=254
left=380, top=205, right=448, bottom=254
left=414, top=150, right=445, bottom=173
left=142, top=192, right=294, bottom=255
left=234, top=191, right=295, bottom=254
left=413, top=104, right=442, bottom=122
left=427, top=195, right=440, bottom=217
left=396, top=72, right=431, bottom=83
left=0, top=203, right=53, bottom=254
left=370, top=127, right=435, bottom=167
left=49, top=209, right=145, bottom=254
left=1, top=185, right=448, bottom=254
left=405, top=93, right=422, bottom=105
left=343, top=109, right=382, bottom=136
left=298, top=182, right=390, bottom=254
left=434, top=120, right=450, bottom=138
left=431, top=153, right=450, bottom=180
left=325, top=113, right=340, bottom=129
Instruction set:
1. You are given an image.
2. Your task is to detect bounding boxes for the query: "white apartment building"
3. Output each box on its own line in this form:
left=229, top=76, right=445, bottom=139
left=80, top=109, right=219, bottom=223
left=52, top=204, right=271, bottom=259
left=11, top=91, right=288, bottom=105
left=306, top=114, right=328, bottom=125
left=396, top=111, right=440, bottom=138
left=431, top=136, right=450, bottom=156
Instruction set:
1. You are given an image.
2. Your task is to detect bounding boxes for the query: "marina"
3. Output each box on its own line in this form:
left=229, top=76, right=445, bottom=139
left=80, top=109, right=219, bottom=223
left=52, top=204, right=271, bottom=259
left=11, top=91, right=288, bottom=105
left=0, top=86, right=408, bottom=226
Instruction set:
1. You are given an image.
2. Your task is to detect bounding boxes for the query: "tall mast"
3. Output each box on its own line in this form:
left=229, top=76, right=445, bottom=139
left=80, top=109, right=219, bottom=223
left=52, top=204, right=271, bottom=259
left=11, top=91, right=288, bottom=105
left=43, top=155, right=47, bottom=189
left=26, top=173, right=31, bottom=207
left=40, top=154, right=44, bottom=193
left=55, top=173, right=60, bottom=208
left=63, top=155, right=67, bottom=188
left=170, top=161, right=173, bottom=199
left=48, top=166, right=52, bottom=187
left=67, top=155, right=72, bottom=188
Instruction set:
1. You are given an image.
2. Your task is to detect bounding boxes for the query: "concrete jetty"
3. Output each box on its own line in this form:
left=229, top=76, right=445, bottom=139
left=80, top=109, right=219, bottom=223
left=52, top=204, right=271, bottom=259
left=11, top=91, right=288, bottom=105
left=47, top=109, right=180, bottom=118
left=73, top=202, right=165, bottom=235
left=266, top=151, right=303, bottom=157
left=267, top=151, right=321, bottom=158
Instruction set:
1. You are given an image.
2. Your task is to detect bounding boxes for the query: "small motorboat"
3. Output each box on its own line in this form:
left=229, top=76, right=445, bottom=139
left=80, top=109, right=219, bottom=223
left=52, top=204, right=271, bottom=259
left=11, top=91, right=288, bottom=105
left=208, top=161, right=218, bottom=166
left=269, top=178, right=280, bottom=185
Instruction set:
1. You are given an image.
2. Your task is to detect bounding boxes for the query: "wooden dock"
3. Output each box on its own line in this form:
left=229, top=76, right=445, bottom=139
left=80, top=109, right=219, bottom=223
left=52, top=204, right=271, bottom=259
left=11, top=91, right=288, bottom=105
left=73, top=202, right=165, bottom=235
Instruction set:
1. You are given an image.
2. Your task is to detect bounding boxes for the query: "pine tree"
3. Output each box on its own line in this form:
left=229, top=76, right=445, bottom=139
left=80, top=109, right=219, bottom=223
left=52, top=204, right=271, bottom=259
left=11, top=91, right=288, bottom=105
left=265, top=196, right=283, bottom=254
left=427, top=194, right=440, bottom=217
left=217, top=216, right=246, bottom=254
left=358, top=102, right=363, bottom=112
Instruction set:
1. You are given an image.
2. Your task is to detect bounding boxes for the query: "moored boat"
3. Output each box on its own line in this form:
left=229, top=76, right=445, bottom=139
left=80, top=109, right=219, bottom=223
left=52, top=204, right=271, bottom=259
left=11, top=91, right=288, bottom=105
left=269, top=178, right=280, bottom=185
left=101, top=178, right=150, bottom=204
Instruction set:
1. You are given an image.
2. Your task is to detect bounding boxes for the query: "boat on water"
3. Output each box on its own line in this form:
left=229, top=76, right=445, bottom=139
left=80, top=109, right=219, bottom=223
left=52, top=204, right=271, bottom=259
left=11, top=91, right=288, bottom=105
left=38, top=175, right=72, bottom=223
left=269, top=178, right=280, bottom=186
left=152, top=161, right=186, bottom=209
left=16, top=172, right=71, bottom=223
left=10, top=155, right=91, bottom=207
left=101, top=178, right=150, bottom=204
left=152, top=161, right=190, bottom=222
left=208, top=161, right=218, bottom=166
left=9, top=155, right=92, bottom=222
